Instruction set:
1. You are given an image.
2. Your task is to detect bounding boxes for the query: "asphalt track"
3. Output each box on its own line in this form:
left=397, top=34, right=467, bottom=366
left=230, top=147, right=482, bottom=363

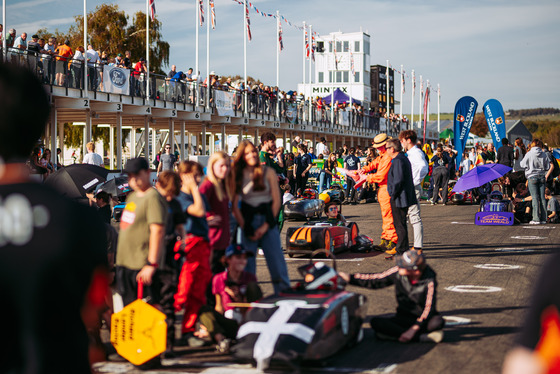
left=94, top=201, right=559, bottom=374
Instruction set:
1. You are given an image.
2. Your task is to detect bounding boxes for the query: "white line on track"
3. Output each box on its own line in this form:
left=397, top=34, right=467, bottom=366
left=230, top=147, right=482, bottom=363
left=443, top=316, right=472, bottom=326
left=522, top=226, right=557, bottom=230
left=451, top=221, right=475, bottom=225
left=511, top=235, right=547, bottom=240
left=445, top=285, right=503, bottom=293
left=261, top=257, right=367, bottom=262
left=474, top=264, right=522, bottom=270
left=495, top=247, right=535, bottom=253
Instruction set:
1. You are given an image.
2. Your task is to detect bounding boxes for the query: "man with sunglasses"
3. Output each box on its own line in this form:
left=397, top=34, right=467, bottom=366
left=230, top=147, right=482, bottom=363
left=157, top=144, right=177, bottom=176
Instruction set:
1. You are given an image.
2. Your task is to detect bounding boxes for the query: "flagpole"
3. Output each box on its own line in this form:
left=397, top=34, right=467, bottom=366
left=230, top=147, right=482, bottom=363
left=276, top=10, right=280, bottom=119
left=2, top=0, right=5, bottom=58
left=308, top=24, right=312, bottom=124
left=331, top=34, right=334, bottom=126
left=195, top=0, right=199, bottom=106
left=243, top=0, right=247, bottom=115
left=83, top=0, right=88, bottom=94
left=386, top=60, right=389, bottom=117
left=399, top=64, right=403, bottom=121
left=437, top=83, right=441, bottom=133
left=427, top=79, right=430, bottom=123
left=410, top=69, right=414, bottom=131
left=418, top=75, right=422, bottom=130
left=206, top=0, right=210, bottom=111
left=146, top=0, right=150, bottom=100
left=349, top=47, right=352, bottom=129
left=302, top=21, right=306, bottom=93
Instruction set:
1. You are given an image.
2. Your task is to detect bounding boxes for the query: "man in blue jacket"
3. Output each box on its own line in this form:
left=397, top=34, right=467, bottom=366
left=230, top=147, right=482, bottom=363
left=386, top=138, right=417, bottom=256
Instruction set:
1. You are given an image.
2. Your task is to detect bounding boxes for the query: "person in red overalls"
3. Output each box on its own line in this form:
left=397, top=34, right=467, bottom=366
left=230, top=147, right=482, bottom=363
left=174, top=161, right=213, bottom=346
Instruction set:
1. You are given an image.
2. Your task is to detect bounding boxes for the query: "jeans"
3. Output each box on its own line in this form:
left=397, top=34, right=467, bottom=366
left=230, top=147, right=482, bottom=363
left=528, top=176, right=547, bottom=222
left=242, top=213, right=290, bottom=295
left=318, top=172, right=332, bottom=193
left=407, top=184, right=423, bottom=249
left=346, top=175, right=357, bottom=202
left=432, top=167, right=449, bottom=203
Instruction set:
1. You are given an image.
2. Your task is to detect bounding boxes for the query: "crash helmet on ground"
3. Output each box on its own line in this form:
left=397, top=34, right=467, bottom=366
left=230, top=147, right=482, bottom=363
left=298, top=261, right=338, bottom=290
left=395, top=250, right=426, bottom=271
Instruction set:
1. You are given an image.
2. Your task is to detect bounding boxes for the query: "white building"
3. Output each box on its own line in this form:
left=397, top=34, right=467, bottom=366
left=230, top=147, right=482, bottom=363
left=297, top=31, right=371, bottom=106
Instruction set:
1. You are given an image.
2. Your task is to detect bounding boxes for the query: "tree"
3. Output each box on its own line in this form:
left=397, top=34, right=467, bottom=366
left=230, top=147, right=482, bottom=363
left=470, top=113, right=488, bottom=137
left=36, top=3, right=170, bottom=74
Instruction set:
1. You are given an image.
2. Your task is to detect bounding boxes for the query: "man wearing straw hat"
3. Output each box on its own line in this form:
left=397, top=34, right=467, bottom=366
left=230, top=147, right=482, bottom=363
left=360, top=133, right=398, bottom=254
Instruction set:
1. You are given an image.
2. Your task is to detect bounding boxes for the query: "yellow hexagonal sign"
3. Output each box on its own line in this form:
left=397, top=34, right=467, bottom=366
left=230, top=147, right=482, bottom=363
left=110, top=299, right=167, bottom=365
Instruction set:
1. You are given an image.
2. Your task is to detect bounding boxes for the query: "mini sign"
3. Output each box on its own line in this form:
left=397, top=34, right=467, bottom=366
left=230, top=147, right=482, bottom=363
left=475, top=212, right=514, bottom=226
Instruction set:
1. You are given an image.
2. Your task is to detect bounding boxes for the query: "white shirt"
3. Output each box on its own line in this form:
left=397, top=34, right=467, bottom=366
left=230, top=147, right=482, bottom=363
left=316, top=142, right=327, bottom=156
left=86, top=49, right=100, bottom=67
left=406, top=146, right=429, bottom=186
left=72, top=50, right=85, bottom=66
left=83, top=152, right=103, bottom=166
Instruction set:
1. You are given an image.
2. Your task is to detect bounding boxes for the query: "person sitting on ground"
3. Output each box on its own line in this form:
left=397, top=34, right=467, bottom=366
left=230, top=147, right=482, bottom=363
left=282, top=184, right=295, bottom=205
left=324, top=202, right=346, bottom=225
left=512, top=183, right=532, bottom=224
left=340, top=249, right=445, bottom=343
left=545, top=188, right=559, bottom=224
left=197, top=244, right=262, bottom=353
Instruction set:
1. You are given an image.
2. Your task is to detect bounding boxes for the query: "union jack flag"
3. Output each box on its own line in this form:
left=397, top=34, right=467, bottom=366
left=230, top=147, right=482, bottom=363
left=199, top=0, right=204, bottom=26
left=311, top=33, right=315, bottom=62
left=305, top=28, right=309, bottom=60
left=245, top=2, right=252, bottom=41
left=210, top=0, right=216, bottom=29
left=278, top=17, right=284, bottom=52
left=402, top=69, right=405, bottom=94
left=149, top=0, right=156, bottom=21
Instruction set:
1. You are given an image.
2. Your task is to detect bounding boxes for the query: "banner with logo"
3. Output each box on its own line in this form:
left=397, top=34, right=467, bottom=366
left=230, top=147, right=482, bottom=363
left=453, top=96, right=478, bottom=168
left=102, top=66, right=130, bottom=95
left=215, top=90, right=234, bottom=116
left=340, top=110, right=349, bottom=126
left=483, top=99, right=506, bottom=150
left=286, top=102, right=298, bottom=124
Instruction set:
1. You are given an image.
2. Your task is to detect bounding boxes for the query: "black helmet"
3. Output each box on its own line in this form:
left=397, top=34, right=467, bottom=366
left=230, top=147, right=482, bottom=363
left=395, top=250, right=425, bottom=270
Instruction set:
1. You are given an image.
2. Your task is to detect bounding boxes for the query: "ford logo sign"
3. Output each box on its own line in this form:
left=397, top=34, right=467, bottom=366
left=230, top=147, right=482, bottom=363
left=109, top=68, right=127, bottom=88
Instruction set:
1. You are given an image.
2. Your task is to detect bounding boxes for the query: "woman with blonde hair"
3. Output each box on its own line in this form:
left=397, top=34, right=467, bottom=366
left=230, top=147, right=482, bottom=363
left=200, top=151, right=234, bottom=274
left=232, top=140, right=290, bottom=294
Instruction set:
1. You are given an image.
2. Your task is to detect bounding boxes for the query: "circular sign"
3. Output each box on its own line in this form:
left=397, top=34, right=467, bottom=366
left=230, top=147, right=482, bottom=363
left=445, top=285, right=503, bottom=293
left=443, top=316, right=472, bottom=326
left=474, top=264, right=522, bottom=270
left=341, top=306, right=349, bottom=335
left=511, top=236, right=547, bottom=240
left=495, top=247, right=534, bottom=253
left=109, top=68, right=127, bottom=88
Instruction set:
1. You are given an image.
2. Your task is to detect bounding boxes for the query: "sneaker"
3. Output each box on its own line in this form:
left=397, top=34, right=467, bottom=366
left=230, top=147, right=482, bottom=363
left=385, top=248, right=397, bottom=255
left=419, top=330, right=444, bottom=343
left=216, top=338, right=232, bottom=353
left=177, top=332, right=209, bottom=347
left=442, top=203, right=447, bottom=206
left=529, top=220, right=541, bottom=225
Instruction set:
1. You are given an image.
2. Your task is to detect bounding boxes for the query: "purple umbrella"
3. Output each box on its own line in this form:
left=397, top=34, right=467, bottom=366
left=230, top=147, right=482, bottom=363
left=452, top=164, right=512, bottom=192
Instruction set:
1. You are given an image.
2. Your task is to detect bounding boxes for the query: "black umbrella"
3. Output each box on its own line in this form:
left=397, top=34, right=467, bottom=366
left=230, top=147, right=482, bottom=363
left=95, top=176, right=130, bottom=197
left=45, top=164, right=109, bottom=199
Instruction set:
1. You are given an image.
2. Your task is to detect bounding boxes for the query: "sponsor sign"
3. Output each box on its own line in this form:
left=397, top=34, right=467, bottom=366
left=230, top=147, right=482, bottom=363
left=475, top=212, right=514, bottom=226
left=453, top=96, right=478, bottom=168
left=102, top=66, right=130, bottom=95
left=214, top=90, right=235, bottom=117
left=286, top=102, right=298, bottom=124
left=483, top=99, right=506, bottom=150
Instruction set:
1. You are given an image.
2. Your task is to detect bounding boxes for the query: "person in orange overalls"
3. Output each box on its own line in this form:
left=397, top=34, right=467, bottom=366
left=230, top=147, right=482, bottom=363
left=360, top=133, right=398, bottom=254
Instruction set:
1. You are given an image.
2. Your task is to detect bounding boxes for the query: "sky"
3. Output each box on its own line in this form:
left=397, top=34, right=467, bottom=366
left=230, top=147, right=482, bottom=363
left=6, top=0, right=560, bottom=113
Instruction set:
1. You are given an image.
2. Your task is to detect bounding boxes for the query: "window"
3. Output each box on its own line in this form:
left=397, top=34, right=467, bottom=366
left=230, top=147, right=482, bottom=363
left=329, top=71, right=333, bottom=83
left=354, top=41, right=360, bottom=53
left=354, top=72, right=360, bottom=83
left=329, top=42, right=332, bottom=53
left=343, top=71, right=349, bottom=83
left=336, top=71, right=342, bottom=83
left=343, top=41, right=349, bottom=52
left=318, top=72, right=324, bottom=83
left=336, top=41, right=342, bottom=52
left=364, top=40, right=370, bottom=55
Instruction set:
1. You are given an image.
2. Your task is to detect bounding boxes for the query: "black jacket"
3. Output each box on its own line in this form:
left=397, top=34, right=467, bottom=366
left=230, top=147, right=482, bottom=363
left=387, top=152, right=417, bottom=208
left=350, top=265, right=439, bottom=328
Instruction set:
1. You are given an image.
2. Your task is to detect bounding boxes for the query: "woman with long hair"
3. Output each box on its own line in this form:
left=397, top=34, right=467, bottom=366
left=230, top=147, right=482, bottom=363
left=200, top=151, right=233, bottom=274
left=319, top=152, right=338, bottom=193
left=175, top=161, right=213, bottom=344
left=520, top=139, right=554, bottom=224
left=513, top=138, right=527, bottom=172
left=231, top=140, right=290, bottom=295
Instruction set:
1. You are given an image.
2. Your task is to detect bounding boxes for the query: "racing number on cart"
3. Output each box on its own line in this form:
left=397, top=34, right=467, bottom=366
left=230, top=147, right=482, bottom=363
left=83, top=99, right=90, bottom=108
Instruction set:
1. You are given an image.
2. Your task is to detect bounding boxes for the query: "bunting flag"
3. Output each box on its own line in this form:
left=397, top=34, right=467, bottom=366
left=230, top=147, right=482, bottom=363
left=402, top=69, right=406, bottom=94
left=199, top=0, right=205, bottom=26
left=149, top=0, right=156, bottom=21
left=350, top=50, right=355, bottom=76
left=210, top=0, right=216, bottom=29
left=420, top=79, right=424, bottom=99
left=333, top=41, right=338, bottom=70
left=245, top=1, right=252, bottom=41
left=423, top=87, right=430, bottom=143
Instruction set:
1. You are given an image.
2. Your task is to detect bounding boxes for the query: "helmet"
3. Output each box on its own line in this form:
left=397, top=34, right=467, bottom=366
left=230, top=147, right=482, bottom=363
left=302, top=188, right=318, bottom=199
left=297, top=262, right=338, bottom=290
left=489, top=190, right=503, bottom=201
left=319, top=192, right=331, bottom=203
left=395, top=250, right=425, bottom=270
